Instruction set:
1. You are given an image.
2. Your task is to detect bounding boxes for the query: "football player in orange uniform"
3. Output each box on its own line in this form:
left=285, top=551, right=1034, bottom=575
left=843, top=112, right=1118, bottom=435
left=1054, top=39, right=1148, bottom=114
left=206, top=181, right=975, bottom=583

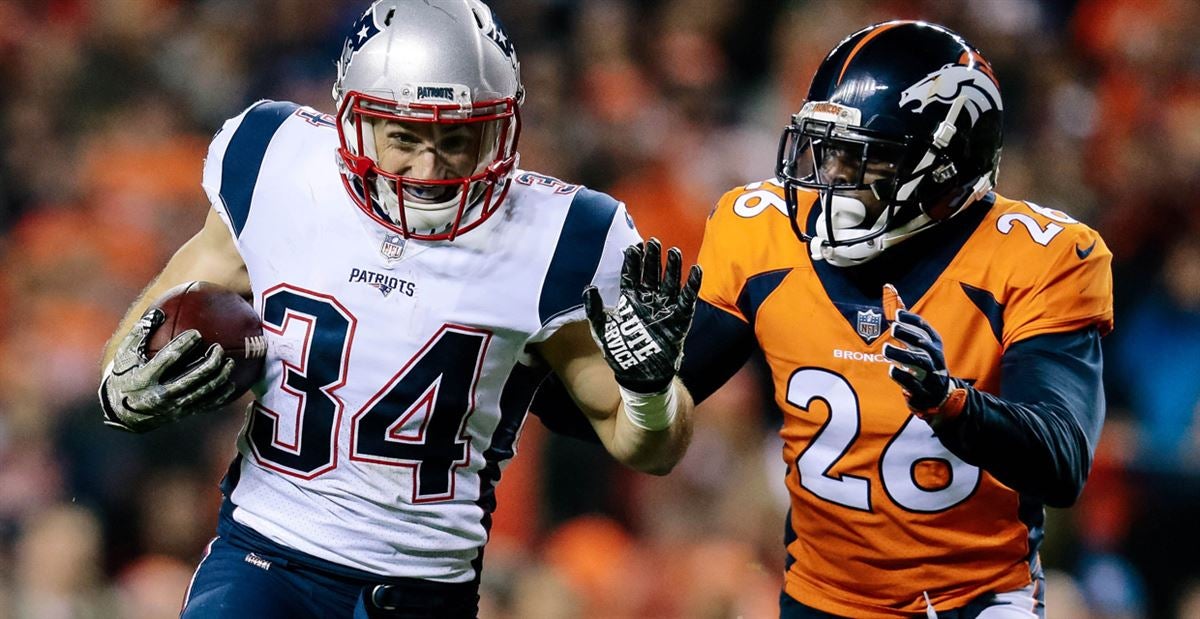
left=681, top=20, right=1112, bottom=618
left=532, top=19, right=1111, bottom=618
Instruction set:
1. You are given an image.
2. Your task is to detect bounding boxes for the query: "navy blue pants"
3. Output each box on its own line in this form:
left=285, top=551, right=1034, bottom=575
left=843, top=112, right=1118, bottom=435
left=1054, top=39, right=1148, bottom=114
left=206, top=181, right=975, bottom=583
left=181, top=535, right=479, bottom=618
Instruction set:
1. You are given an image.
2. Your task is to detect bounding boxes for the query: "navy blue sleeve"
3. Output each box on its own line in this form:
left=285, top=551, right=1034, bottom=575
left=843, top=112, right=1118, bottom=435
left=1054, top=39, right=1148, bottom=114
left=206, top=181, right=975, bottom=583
left=933, top=327, right=1106, bottom=508
left=218, top=101, right=298, bottom=238
left=527, top=374, right=601, bottom=444
left=678, top=300, right=758, bottom=403
left=538, top=188, right=621, bottom=326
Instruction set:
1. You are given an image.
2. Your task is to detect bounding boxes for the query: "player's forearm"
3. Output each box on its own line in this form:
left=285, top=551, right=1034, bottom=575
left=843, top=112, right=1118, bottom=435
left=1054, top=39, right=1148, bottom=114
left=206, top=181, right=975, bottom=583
left=932, top=329, right=1105, bottom=507
left=102, top=211, right=249, bottom=370
left=605, top=380, right=694, bottom=475
left=678, top=301, right=756, bottom=404
left=934, top=391, right=1094, bottom=507
left=102, top=273, right=186, bottom=371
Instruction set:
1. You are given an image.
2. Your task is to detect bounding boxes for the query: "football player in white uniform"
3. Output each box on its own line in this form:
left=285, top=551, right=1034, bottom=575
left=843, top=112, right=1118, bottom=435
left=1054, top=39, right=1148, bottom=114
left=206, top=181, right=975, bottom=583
left=97, top=2, right=700, bottom=617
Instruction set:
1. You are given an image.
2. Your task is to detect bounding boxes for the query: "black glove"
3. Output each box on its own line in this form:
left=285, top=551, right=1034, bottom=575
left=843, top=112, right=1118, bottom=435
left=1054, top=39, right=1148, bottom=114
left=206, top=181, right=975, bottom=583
left=100, top=308, right=237, bottom=433
left=880, top=285, right=967, bottom=424
left=584, top=238, right=702, bottom=394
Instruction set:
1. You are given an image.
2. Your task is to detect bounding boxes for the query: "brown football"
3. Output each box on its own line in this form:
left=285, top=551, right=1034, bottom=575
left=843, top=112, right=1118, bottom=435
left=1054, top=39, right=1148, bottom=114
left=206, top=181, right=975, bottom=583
left=146, top=281, right=265, bottom=399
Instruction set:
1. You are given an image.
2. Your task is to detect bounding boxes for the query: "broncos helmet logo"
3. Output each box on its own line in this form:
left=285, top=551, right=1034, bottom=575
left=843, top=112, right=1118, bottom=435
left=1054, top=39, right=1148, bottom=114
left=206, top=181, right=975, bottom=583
left=899, top=63, right=1003, bottom=125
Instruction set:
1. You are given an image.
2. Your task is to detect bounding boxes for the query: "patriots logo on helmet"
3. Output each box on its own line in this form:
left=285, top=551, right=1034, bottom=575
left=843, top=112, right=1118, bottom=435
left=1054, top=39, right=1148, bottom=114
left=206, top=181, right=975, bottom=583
left=339, top=7, right=383, bottom=69
left=416, top=86, right=457, bottom=102
left=472, top=1, right=516, bottom=61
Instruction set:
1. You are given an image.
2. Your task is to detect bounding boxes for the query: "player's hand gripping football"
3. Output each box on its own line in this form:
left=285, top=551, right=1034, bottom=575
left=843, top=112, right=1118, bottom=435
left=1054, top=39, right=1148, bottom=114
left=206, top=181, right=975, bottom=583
left=100, top=308, right=237, bottom=433
left=584, top=239, right=702, bottom=395
left=880, top=284, right=968, bottom=426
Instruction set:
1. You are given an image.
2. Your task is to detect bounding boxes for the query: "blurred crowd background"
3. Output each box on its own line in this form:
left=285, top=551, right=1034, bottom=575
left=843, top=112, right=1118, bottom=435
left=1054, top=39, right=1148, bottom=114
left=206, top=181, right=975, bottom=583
left=1, top=0, right=1199, bottom=617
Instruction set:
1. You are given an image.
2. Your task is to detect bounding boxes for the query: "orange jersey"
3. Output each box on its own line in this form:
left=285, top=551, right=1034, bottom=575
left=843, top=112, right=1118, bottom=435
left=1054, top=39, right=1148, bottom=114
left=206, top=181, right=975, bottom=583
left=697, top=180, right=1113, bottom=617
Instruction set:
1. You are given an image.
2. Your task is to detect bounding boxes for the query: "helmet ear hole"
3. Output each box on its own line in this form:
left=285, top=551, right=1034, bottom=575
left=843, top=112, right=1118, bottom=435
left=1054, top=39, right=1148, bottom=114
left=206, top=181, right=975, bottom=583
left=963, top=111, right=1003, bottom=180
left=921, top=181, right=973, bottom=221
left=870, top=178, right=895, bottom=202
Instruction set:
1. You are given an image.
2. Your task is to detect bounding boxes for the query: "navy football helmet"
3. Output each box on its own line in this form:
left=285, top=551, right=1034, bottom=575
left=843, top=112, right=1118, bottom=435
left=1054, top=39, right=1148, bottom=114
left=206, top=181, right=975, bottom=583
left=777, top=21, right=1003, bottom=266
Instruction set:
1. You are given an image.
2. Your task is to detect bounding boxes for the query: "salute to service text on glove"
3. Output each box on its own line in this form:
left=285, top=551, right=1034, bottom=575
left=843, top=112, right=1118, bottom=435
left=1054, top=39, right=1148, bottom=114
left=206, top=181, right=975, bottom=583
left=584, top=238, right=702, bottom=396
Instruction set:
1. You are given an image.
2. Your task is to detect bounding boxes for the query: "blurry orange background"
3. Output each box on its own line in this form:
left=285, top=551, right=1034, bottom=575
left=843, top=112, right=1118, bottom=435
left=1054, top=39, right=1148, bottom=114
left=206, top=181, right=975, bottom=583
left=2, top=0, right=1199, bottom=617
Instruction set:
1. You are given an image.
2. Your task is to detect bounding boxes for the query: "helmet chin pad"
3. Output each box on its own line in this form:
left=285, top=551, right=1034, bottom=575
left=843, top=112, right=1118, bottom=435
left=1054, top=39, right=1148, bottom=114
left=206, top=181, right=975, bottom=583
left=403, top=183, right=459, bottom=205
left=813, top=194, right=885, bottom=248
left=827, top=194, right=870, bottom=229
left=373, top=175, right=462, bottom=233
left=811, top=193, right=919, bottom=267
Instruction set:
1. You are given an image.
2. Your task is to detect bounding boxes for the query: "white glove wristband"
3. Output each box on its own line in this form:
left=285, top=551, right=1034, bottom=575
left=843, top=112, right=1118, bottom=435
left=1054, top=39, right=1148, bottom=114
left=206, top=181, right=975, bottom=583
left=619, top=382, right=678, bottom=431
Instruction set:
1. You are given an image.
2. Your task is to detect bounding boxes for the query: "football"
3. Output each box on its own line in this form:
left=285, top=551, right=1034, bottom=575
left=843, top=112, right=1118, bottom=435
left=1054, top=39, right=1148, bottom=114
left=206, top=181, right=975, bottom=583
left=146, top=281, right=265, bottom=399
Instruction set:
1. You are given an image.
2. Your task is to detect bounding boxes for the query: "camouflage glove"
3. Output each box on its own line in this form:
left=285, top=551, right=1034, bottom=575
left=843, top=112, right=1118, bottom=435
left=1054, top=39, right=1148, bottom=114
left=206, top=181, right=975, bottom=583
left=100, top=308, right=236, bottom=433
left=583, top=238, right=702, bottom=395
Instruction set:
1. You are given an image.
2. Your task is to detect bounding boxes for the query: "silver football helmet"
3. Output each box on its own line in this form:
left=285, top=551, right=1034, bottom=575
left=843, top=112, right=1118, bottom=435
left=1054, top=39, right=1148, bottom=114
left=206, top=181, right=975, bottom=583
left=333, top=0, right=524, bottom=241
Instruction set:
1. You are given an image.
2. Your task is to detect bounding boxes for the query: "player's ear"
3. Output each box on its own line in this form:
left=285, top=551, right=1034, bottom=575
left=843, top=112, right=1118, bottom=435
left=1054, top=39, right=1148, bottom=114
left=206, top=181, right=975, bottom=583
left=882, top=283, right=906, bottom=321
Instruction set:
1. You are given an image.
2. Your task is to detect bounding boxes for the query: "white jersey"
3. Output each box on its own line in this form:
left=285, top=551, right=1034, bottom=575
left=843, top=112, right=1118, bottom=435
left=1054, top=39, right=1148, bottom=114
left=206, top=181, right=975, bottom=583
left=201, top=100, right=638, bottom=582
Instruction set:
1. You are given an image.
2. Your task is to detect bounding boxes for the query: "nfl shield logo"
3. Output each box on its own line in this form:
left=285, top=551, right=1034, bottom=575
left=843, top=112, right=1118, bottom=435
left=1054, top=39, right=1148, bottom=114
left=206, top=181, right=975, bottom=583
left=381, top=233, right=405, bottom=261
left=856, top=309, right=882, bottom=341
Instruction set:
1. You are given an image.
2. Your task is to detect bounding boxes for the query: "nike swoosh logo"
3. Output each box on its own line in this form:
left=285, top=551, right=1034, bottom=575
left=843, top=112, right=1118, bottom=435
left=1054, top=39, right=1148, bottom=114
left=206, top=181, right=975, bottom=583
left=1076, top=240, right=1097, bottom=259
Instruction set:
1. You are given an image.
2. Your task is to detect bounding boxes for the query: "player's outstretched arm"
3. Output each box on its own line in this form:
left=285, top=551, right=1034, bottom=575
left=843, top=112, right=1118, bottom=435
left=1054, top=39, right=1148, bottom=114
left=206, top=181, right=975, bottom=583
left=880, top=284, right=1105, bottom=507
left=99, top=209, right=251, bottom=432
left=537, top=239, right=701, bottom=475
